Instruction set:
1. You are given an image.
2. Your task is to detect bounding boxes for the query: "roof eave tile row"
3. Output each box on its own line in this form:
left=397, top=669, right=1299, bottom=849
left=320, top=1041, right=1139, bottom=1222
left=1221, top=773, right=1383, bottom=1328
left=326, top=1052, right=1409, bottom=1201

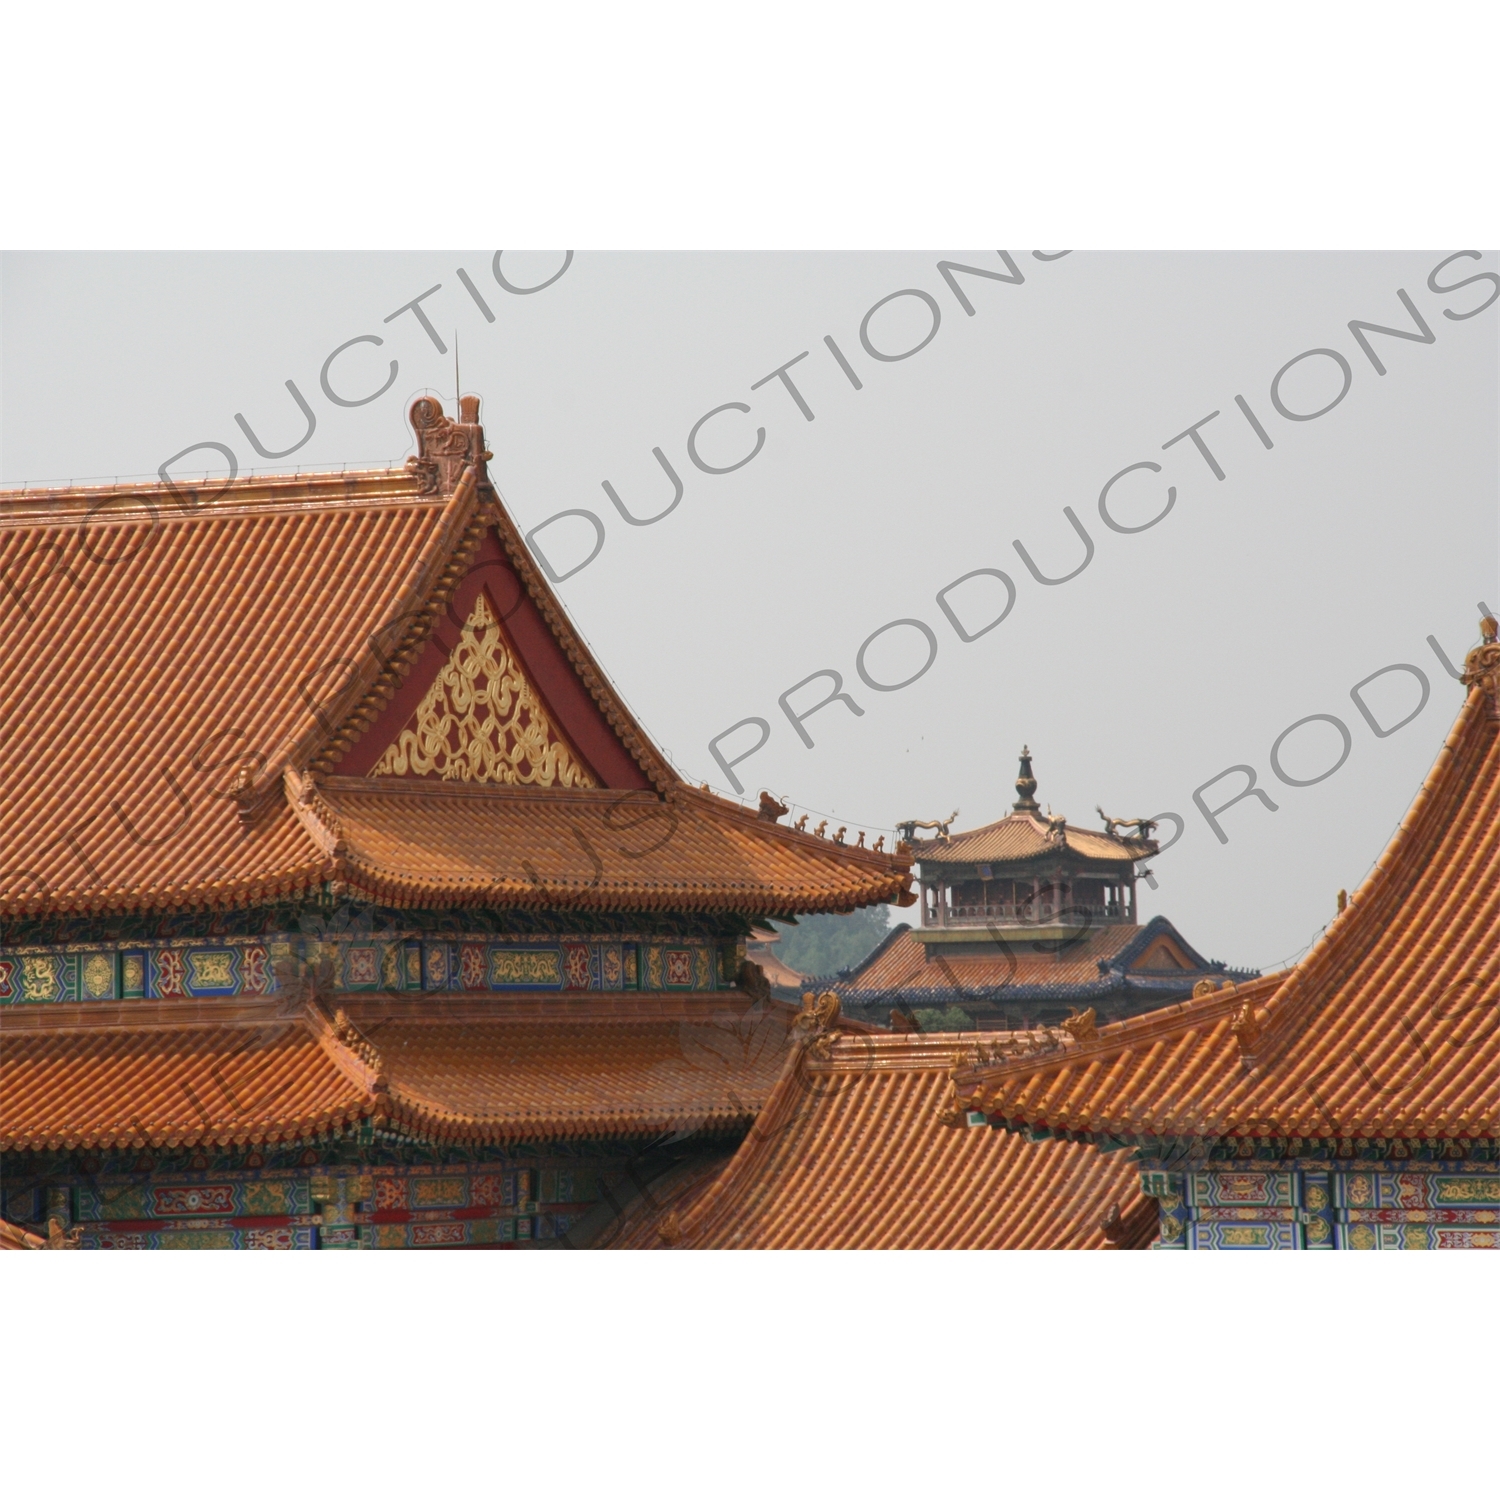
left=0, top=991, right=800, bottom=1154
left=292, top=781, right=913, bottom=915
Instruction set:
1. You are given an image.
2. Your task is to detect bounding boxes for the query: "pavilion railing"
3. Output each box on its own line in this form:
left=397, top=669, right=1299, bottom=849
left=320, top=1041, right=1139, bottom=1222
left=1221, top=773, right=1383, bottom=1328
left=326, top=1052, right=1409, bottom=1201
left=928, top=902, right=1127, bottom=925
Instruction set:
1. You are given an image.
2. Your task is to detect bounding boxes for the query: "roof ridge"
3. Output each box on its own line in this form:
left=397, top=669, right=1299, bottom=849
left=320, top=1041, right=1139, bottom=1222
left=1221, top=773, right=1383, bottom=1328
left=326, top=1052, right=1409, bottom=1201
left=0, top=468, right=421, bottom=525
left=673, top=785, right=916, bottom=876
left=812, top=1030, right=984, bottom=1072
left=297, top=463, right=486, bottom=782
left=306, top=1002, right=386, bottom=1100
left=485, top=477, right=678, bottom=794
left=1251, top=685, right=1493, bottom=1057
left=913, top=805, right=1156, bottom=862
left=958, top=969, right=1287, bottom=1089
left=668, top=1039, right=811, bottom=1245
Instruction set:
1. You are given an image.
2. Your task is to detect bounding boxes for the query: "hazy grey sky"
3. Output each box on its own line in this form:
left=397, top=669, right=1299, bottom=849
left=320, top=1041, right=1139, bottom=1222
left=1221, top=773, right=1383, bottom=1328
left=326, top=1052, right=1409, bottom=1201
left=3, top=250, right=1496, bottom=971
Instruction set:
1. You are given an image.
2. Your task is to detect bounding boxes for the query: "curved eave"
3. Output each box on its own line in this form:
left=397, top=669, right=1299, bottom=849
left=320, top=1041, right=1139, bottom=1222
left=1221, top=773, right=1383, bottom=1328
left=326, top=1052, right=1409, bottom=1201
left=0, top=1101, right=370, bottom=1155
left=0, top=860, right=335, bottom=919
left=332, top=858, right=912, bottom=915
left=378, top=1097, right=760, bottom=1147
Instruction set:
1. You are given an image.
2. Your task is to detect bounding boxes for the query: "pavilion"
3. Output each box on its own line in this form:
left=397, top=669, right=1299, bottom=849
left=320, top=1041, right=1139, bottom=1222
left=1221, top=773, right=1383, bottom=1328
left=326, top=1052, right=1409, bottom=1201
left=833, top=750, right=1254, bottom=1030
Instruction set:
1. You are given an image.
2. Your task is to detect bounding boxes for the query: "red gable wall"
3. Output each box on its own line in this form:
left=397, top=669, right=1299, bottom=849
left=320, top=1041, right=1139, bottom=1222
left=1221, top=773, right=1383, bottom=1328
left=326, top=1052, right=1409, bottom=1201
left=335, top=531, right=652, bottom=790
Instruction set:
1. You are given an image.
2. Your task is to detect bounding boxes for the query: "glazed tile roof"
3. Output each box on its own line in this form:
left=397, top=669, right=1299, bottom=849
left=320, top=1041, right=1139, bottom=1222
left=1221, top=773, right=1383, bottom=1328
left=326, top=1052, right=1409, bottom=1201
left=0, top=1004, right=369, bottom=1152
left=1, top=398, right=910, bottom=919
left=338, top=993, right=798, bottom=1143
left=0, top=992, right=806, bottom=1152
left=624, top=1033, right=1153, bottom=1248
left=1, top=470, right=459, bottom=917
left=913, top=812, right=1153, bottom=868
left=831, top=916, right=1243, bottom=1002
left=956, top=679, right=1500, bottom=1144
left=300, top=779, right=910, bottom=914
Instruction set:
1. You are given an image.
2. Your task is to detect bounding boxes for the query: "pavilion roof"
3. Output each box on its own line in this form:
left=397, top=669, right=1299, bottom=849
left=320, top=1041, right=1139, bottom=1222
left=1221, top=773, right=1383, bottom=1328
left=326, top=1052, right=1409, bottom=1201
left=831, top=916, right=1241, bottom=1004
left=0, top=991, right=811, bottom=1153
left=611, top=1031, right=1155, bottom=1249
left=1, top=398, right=909, bottom=919
left=913, top=812, right=1153, bottom=868
left=954, top=669, right=1500, bottom=1145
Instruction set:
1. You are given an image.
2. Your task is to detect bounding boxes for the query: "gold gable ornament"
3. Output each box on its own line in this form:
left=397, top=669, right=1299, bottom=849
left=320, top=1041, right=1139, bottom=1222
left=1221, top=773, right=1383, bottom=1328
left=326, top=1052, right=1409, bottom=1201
left=371, top=593, right=596, bottom=787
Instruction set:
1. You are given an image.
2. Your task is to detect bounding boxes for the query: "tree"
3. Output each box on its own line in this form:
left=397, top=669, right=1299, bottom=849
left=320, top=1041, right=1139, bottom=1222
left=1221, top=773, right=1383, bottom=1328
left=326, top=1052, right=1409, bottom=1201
left=771, top=906, right=895, bottom=978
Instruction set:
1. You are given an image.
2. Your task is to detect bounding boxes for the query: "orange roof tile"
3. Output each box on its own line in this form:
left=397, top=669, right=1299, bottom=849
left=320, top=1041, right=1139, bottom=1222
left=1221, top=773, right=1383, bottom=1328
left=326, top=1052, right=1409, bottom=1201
left=0, top=992, right=803, bottom=1152
left=830, top=919, right=1248, bottom=1029
left=625, top=1033, right=1152, bottom=1248
left=337, top=993, right=797, bottom=1143
left=1, top=467, right=472, bottom=916
left=837, top=922, right=1158, bottom=993
left=1, top=399, right=910, bottom=918
left=0, top=1003, right=369, bottom=1152
left=913, top=811, right=1152, bottom=867
left=298, top=779, right=910, bottom=913
left=958, top=678, right=1500, bottom=1143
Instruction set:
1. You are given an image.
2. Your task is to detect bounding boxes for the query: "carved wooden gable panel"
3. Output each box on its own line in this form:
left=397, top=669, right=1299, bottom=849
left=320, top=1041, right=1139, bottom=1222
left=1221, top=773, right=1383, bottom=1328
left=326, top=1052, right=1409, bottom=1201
left=371, top=592, right=596, bottom=787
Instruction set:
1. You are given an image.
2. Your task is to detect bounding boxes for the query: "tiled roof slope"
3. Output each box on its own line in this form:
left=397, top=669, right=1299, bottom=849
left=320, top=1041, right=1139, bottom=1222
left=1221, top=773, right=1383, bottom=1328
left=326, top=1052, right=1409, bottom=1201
left=1, top=469, right=465, bottom=917
left=0, top=1005, right=369, bottom=1152
left=301, top=780, right=910, bottom=913
left=1, top=398, right=911, bottom=918
left=913, top=813, right=1152, bottom=867
left=338, top=993, right=798, bottom=1142
left=627, top=1034, right=1152, bottom=1248
left=832, top=916, right=1239, bottom=1002
left=0, top=993, right=804, bottom=1152
left=956, top=680, right=1500, bottom=1144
